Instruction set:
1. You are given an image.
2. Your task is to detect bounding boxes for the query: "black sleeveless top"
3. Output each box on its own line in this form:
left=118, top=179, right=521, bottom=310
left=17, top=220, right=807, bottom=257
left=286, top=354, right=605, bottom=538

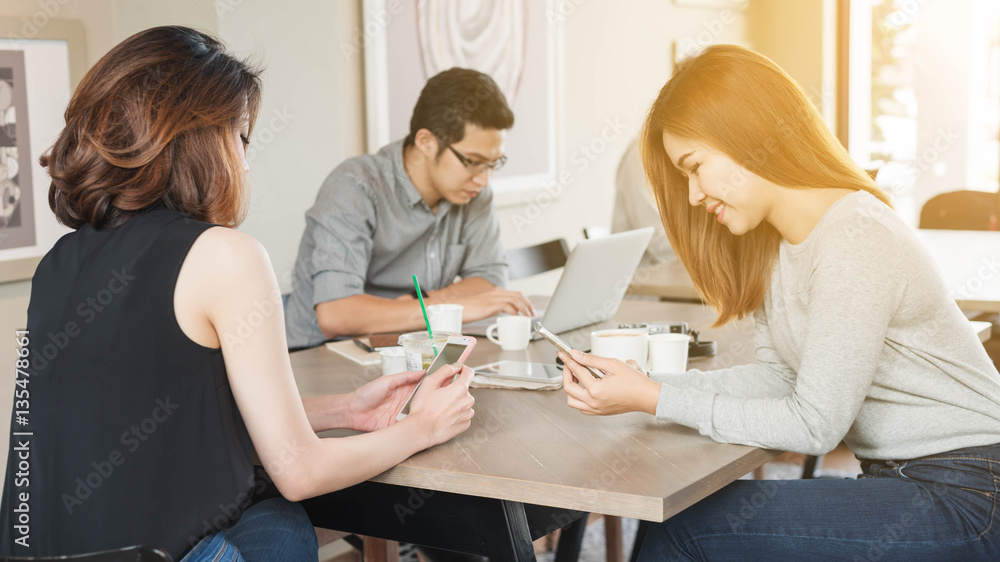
left=0, top=207, right=254, bottom=559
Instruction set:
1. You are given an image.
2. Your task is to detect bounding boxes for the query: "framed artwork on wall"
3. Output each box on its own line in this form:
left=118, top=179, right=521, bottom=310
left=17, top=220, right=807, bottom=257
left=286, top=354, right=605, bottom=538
left=0, top=18, right=85, bottom=284
left=362, top=0, right=561, bottom=195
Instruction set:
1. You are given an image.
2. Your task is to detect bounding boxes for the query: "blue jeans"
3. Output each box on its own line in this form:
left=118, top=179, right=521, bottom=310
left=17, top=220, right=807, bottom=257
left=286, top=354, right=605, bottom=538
left=638, top=443, right=1000, bottom=561
left=181, top=498, right=318, bottom=561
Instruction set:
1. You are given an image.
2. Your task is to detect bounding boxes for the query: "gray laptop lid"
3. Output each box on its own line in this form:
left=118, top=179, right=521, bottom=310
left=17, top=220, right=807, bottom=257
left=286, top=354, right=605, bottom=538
left=463, top=227, right=654, bottom=336
left=537, top=227, right=653, bottom=334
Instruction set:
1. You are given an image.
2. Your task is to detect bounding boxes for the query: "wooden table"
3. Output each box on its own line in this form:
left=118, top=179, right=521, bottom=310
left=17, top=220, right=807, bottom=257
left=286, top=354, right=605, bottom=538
left=292, top=299, right=776, bottom=560
left=628, top=229, right=1000, bottom=315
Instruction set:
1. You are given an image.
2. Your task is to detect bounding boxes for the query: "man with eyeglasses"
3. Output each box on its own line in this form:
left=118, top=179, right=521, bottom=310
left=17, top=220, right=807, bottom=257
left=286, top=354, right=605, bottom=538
left=286, top=68, right=534, bottom=348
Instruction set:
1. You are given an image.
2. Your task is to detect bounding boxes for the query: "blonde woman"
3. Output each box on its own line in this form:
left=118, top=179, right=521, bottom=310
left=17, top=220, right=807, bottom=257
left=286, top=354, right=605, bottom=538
left=559, top=45, right=1000, bottom=559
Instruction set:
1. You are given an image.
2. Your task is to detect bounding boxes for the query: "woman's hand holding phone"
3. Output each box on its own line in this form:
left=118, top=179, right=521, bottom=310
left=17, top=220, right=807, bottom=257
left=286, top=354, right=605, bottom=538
left=345, top=371, right=427, bottom=432
left=406, top=363, right=476, bottom=448
left=559, top=350, right=661, bottom=416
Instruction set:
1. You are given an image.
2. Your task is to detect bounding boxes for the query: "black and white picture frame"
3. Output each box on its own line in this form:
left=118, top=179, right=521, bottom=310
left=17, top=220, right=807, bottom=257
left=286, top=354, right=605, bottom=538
left=0, top=18, right=85, bottom=283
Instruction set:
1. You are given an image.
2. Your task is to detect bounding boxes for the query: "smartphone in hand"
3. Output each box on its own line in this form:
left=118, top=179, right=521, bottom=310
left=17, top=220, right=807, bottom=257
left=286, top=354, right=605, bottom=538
left=396, top=335, right=477, bottom=421
left=534, top=322, right=605, bottom=379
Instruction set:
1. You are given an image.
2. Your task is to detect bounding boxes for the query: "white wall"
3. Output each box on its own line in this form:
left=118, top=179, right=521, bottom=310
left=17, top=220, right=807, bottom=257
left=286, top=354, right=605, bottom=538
left=498, top=0, right=746, bottom=294
left=496, top=0, right=746, bottom=252
left=216, top=0, right=367, bottom=289
left=746, top=0, right=838, bottom=126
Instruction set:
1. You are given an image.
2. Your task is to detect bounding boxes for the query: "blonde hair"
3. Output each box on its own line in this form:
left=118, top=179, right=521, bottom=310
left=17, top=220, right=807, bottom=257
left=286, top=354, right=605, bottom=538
left=641, top=44, right=890, bottom=326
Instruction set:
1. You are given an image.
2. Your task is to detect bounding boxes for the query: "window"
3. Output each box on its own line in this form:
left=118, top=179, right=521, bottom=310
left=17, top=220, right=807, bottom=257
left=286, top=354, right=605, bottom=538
left=847, top=0, right=1000, bottom=226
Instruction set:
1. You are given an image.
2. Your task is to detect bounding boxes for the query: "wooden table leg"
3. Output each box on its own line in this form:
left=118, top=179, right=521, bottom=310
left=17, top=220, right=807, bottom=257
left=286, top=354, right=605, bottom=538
left=361, top=536, right=398, bottom=562
left=605, top=515, right=623, bottom=562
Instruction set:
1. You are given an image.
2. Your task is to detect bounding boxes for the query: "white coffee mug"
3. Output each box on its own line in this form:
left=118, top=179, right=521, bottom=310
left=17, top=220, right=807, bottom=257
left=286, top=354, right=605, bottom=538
left=591, top=328, right=648, bottom=365
left=648, top=333, right=690, bottom=373
left=487, top=315, right=532, bottom=351
left=427, top=304, right=464, bottom=335
left=379, top=347, right=408, bottom=377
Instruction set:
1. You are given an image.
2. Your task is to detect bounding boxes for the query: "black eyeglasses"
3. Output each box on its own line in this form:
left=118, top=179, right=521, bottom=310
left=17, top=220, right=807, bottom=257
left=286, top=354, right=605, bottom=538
left=447, top=145, right=507, bottom=175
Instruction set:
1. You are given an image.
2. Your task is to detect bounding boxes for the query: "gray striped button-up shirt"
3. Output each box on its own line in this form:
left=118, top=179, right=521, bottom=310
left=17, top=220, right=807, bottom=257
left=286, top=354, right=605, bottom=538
left=285, top=140, right=508, bottom=348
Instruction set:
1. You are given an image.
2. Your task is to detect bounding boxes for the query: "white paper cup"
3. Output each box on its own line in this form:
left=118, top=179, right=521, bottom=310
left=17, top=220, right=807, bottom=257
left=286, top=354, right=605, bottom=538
left=648, top=333, right=690, bottom=373
left=379, top=346, right=408, bottom=377
left=486, top=315, right=532, bottom=351
left=427, top=304, right=464, bottom=335
left=398, top=331, right=454, bottom=371
left=591, top=328, right=648, bottom=365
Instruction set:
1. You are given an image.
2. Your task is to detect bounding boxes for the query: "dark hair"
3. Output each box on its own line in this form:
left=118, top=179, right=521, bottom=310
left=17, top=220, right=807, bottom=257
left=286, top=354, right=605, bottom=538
left=43, top=26, right=263, bottom=229
left=403, top=68, right=514, bottom=152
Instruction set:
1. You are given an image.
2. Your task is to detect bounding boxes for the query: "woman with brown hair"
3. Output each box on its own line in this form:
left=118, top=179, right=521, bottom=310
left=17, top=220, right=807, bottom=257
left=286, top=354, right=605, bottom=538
left=0, top=26, right=475, bottom=561
left=560, top=45, right=1000, bottom=559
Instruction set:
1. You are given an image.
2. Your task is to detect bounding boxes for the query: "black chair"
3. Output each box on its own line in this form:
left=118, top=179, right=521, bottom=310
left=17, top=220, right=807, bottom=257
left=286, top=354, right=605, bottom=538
left=505, top=238, right=570, bottom=281
left=7, top=545, right=172, bottom=562
left=919, top=190, right=1000, bottom=231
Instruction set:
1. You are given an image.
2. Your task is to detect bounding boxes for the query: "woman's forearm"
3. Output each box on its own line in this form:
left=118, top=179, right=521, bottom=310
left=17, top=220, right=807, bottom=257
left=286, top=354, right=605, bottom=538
left=302, top=394, right=353, bottom=432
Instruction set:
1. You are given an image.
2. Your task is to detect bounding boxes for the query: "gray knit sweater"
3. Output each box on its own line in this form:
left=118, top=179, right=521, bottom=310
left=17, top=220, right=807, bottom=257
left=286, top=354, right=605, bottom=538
left=654, top=190, right=1000, bottom=460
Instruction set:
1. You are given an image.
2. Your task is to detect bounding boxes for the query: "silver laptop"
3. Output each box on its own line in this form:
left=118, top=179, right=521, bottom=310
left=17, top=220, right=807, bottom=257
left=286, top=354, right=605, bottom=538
left=464, top=227, right=654, bottom=337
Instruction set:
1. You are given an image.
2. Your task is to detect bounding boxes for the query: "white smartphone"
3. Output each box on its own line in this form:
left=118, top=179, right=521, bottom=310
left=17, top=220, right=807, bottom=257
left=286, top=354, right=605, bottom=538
left=395, top=335, right=477, bottom=421
left=534, top=322, right=605, bottom=379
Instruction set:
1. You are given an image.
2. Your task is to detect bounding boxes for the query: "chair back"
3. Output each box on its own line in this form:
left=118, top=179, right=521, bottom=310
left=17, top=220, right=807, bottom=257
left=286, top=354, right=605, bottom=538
left=506, top=239, right=570, bottom=280
left=920, top=190, right=1000, bottom=231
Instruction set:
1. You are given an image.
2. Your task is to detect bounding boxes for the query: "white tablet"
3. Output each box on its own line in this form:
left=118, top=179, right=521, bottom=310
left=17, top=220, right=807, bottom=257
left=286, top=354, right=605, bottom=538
left=473, top=360, right=563, bottom=383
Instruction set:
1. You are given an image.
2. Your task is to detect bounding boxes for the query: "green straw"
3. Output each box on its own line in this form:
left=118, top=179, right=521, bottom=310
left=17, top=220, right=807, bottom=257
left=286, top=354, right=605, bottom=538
left=412, top=275, right=438, bottom=358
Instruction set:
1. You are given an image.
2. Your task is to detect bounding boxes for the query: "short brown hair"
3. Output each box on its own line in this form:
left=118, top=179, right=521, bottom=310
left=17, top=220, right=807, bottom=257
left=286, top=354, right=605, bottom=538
left=44, top=26, right=262, bottom=229
left=403, top=68, right=514, bottom=153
